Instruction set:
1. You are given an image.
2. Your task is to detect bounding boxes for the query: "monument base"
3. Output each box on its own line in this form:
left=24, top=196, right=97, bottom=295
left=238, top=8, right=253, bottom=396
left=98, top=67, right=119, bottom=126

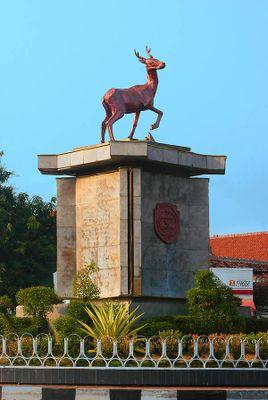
left=38, top=140, right=226, bottom=317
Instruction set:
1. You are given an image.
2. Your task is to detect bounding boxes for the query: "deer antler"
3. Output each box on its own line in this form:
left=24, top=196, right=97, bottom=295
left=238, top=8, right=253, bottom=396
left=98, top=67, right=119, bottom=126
left=134, top=49, right=146, bottom=63
left=146, top=46, right=153, bottom=58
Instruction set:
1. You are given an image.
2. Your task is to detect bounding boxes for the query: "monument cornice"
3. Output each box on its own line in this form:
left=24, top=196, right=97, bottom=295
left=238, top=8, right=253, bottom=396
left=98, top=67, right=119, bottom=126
left=38, top=140, right=226, bottom=177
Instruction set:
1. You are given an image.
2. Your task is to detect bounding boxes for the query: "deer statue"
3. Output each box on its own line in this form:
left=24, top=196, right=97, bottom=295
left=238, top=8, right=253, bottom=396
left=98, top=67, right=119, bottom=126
left=101, top=47, right=166, bottom=143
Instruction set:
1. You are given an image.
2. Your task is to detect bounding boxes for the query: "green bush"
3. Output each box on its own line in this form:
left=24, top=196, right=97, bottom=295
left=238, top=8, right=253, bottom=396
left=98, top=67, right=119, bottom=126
left=73, top=262, right=100, bottom=300
left=243, top=317, right=268, bottom=333
left=16, top=286, right=60, bottom=319
left=67, top=299, right=92, bottom=323
left=0, top=295, right=13, bottom=314
left=174, top=315, right=247, bottom=335
left=138, top=314, right=268, bottom=336
left=139, top=321, right=175, bottom=337
left=52, top=315, right=84, bottom=341
left=52, top=300, right=94, bottom=342
left=0, top=312, right=13, bottom=335
left=0, top=313, right=47, bottom=336
left=10, top=316, right=47, bottom=336
left=187, top=270, right=241, bottom=320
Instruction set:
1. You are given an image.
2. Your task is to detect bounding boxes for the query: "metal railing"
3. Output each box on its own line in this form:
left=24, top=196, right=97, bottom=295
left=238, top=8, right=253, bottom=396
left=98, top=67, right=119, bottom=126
left=0, top=334, right=267, bottom=368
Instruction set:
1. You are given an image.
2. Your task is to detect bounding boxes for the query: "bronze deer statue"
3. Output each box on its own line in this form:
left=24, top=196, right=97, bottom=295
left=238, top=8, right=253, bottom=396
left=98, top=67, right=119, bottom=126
left=101, top=47, right=166, bottom=143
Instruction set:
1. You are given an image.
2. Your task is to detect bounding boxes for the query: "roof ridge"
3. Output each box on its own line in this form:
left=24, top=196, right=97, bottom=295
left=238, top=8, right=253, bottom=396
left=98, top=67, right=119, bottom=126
left=209, top=255, right=268, bottom=265
left=211, top=231, right=268, bottom=239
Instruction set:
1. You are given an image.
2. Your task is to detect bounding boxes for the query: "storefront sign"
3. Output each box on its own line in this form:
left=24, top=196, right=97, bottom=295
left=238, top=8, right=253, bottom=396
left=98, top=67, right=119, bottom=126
left=210, top=267, right=253, bottom=294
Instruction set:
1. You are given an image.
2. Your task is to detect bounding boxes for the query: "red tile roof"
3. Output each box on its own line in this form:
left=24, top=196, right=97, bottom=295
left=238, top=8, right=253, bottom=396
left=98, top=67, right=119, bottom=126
left=210, top=232, right=268, bottom=262
left=209, top=255, right=268, bottom=272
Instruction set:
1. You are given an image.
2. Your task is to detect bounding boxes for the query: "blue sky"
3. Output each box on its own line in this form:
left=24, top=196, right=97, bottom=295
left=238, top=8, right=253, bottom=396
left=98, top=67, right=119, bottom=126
left=0, top=1, right=267, bottom=235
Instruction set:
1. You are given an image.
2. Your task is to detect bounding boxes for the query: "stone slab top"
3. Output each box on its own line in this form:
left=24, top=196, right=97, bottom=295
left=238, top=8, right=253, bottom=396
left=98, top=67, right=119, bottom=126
left=38, top=140, right=226, bottom=177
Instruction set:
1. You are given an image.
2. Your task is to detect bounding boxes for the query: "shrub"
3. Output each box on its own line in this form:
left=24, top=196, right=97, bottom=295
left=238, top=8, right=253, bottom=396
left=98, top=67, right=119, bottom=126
left=52, top=300, right=93, bottom=343
left=0, top=312, right=13, bottom=335
left=16, top=286, right=60, bottom=319
left=78, top=302, right=146, bottom=339
left=139, top=314, right=268, bottom=336
left=243, top=317, right=268, bottom=333
left=10, top=316, right=47, bottom=336
left=67, top=299, right=92, bottom=323
left=139, top=321, right=174, bottom=337
left=174, top=315, right=246, bottom=335
left=0, top=295, right=14, bottom=314
left=52, top=315, right=84, bottom=341
left=0, top=313, right=47, bottom=336
left=187, top=270, right=241, bottom=320
left=73, top=262, right=100, bottom=301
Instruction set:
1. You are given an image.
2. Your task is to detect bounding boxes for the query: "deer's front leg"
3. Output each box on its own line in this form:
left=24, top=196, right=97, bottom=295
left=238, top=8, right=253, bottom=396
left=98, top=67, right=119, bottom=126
left=147, top=106, right=163, bottom=130
left=128, top=111, right=140, bottom=139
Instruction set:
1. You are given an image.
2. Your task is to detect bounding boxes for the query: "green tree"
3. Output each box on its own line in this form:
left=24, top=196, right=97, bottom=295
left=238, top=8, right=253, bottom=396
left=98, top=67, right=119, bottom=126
left=73, top=262, right=100, bottom=300
left=187, top=270, right=241, bottom=320
left=0, top=152, right=56, bottom=296
left=16, top=286, right=60, bottom=319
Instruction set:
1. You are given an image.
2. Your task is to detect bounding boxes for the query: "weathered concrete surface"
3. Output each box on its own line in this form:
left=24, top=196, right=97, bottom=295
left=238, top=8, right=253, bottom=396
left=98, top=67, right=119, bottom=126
left=2, top=386, right=42, bottom=400
left=38, top=141, right=226, bottom=177
left=54, top=168, right=209, bottom=301
left=140, top=171, right=209, bottom=298
left=56, top=178, right=76, bottom=297
left=54, top=169, right=132, bottom=299
left=141, top=390, right=177, bottom=400
left=133, top=168, right=142, bottom=295
left=76, top=171, right=121, bottom=298
left=76, top=389, right=110, bottom=399
left=131, top=297, right=187, bottom=317
left=38, top=141, right=225, bottom=307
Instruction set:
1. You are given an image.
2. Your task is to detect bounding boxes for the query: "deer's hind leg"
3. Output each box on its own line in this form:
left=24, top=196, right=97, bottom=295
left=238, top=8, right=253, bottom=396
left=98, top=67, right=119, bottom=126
left=106, top=109, right=124, bottom=141
left=128, top=111, right=140, bottom=139
left=101, top=101, right=112, bottom=143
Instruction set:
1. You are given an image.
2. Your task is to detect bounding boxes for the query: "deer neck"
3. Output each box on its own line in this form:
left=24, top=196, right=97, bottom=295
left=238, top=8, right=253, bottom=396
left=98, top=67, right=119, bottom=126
left=146, top=69, right=158, bottom=94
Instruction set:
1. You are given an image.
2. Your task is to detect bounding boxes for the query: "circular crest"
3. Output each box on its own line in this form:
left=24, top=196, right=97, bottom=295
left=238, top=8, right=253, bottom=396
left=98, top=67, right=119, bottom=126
left=154, top=203, right=180, bottom=244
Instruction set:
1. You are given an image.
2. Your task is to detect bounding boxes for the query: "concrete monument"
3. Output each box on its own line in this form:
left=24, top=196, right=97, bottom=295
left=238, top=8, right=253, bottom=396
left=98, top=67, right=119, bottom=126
left=38, top=140, right=226, bottom=316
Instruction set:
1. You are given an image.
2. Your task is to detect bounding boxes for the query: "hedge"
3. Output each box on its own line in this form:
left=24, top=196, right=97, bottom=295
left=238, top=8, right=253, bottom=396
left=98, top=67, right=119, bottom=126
left=139, top=315, right=268, bottom=337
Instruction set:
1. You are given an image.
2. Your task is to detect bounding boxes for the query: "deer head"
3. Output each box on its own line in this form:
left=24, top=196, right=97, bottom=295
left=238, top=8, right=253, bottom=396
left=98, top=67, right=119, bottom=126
left=134, top=46, right=166, bottom=70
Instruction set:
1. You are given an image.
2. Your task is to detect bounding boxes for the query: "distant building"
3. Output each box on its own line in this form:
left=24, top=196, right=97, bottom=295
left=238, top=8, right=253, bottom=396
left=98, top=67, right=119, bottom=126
left=209, top=232, right=268, bottom=311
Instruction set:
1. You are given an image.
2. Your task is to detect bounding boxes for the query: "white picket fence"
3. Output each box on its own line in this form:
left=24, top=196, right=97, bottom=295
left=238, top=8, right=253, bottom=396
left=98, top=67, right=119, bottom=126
left=0, top=334, right=267, bottom=368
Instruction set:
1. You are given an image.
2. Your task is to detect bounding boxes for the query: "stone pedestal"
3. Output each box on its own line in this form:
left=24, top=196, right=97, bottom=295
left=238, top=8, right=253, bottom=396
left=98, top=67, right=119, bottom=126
left=38, top=140, right=226, bottom=315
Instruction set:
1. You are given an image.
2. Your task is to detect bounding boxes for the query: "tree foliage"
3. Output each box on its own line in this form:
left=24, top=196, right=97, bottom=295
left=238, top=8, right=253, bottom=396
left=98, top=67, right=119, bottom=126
left=0, top=152, right=56, bottom=296
left=73, top=262, right=100, bottom=300
left=187, top=270, right=241, bottom=320
left=16, top=286, right=60, bottom=318
left=0, top=295, right=13, bottom=314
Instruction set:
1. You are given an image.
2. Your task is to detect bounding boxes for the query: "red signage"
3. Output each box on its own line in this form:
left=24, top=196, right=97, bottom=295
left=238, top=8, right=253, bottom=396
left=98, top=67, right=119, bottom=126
left=154, top=203, right=180, bottom=244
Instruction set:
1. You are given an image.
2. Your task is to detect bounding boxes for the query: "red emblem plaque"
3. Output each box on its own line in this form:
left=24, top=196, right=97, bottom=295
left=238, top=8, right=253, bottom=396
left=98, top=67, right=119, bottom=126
left=154, top=203, right=180, bottom=244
